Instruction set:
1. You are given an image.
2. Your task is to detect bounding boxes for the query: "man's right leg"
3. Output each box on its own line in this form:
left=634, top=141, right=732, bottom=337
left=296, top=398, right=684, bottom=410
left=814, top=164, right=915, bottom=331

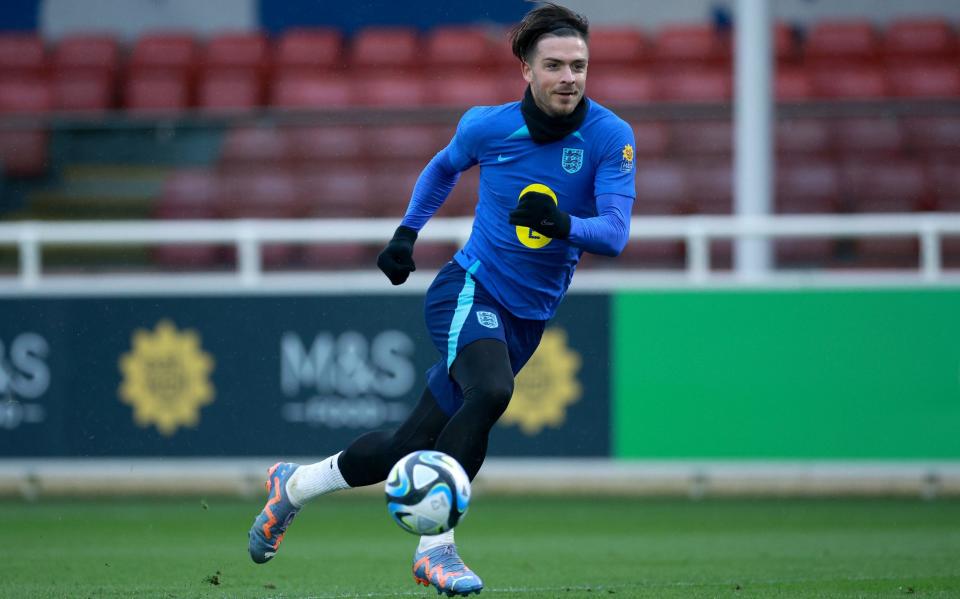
left=248, top=387, right=450, bottom=563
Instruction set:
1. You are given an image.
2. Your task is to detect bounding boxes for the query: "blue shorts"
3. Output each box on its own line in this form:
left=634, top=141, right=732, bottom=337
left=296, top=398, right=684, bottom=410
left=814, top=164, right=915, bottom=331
left=424, top=260, right=546, bottom=416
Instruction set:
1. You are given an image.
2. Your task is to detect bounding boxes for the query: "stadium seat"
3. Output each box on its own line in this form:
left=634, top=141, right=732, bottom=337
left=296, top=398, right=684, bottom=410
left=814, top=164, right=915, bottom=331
left=197, top=70, right=262, bottom=112
left=0, top=78, right=51, bottom=177
left=887, top=62, right=960, bottom=98
left=425, top=72, right=507, bottom=107
left=129, top=32, right=198, bottom=73
left=351, top=72, right=426, bottom=107
left=52, top=34, right=119, bottom=73
left=775, top=67, right=814, bottom=101
left=652, top=25, right=730, bottom=66
left=775, top=161, right=840, bottom=267
left=274, top=28, right=344, bottom=74
left=203, top=32, right=270, bottom=73
left=928, top=158, right=960, bottom=211
left=686, top=159, right=733, bottom=214
left=902, top=116, right=960, bottom=157
left=286, top=125, right=364, bottom=164
left=634, top=160, right=691, bottom=213
left=775, top=118, right=831, bottom=156
left=0, top=78, right=53, bottom=113
left=587, top=69, right=655, bottom=105
left=655, top=68, right=731, bottom=102
left=271, top=74, right=351, bottom=108
left=216, top=170, right=301, bottom=267
left=841, top=159, right=931, bottom=213
left=0, top=129, right=49, bottom=177
left=586, top=26, right=649, bottom=68
left=0, top=33, right=46, bottom=78
left=805, top=20, right=881, bottom=65
left=832, top=117, right=905, bottom=157
left=220, top=126, right=293, bottom=166
left=811, top=66, right=888, bottom=99
left=883, top=18, right=957, bottom=62
left=124, top=71, right=191, bottom=113
left=153, top=169, right=222, bottom=268
left=363, top=124, right=443, bottom=161
left=369, top=161, right=424, bottom=216
left=349, top=27, right=420, bottom=73
left=670, top=120, right=732, bottom=157
left=628, top=121, right=670, bottom=158
left=51, top=69, right=114, bottom=112
left=296, top=166, right=378, bottom=269
left=424, top=26, right=494, bottom=70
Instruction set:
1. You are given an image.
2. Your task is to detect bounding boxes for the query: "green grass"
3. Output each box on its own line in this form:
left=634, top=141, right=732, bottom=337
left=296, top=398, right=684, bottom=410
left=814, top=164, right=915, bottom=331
left=3, top=495, right=960, bottom=598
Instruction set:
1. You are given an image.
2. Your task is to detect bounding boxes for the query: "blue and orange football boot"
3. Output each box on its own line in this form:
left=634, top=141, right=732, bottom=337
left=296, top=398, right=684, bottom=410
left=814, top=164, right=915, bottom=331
left=248, top=462, right=301, bottom=564
left=413, top=544, right=484, bottom=596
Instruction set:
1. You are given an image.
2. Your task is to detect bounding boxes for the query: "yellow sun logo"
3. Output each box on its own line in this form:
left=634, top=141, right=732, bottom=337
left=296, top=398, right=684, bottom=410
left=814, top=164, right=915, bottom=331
left=118, top=320, right=215, bottom=436
left=622, top=144, right=634, bottom=162
left=500, top=328, right=582, bottom=435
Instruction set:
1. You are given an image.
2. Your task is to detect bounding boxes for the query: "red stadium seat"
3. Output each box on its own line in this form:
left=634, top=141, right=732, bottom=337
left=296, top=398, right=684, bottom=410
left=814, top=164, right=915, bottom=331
left=52, top=34, right=119, bottom=73
left=928, top=158, right=960, bottom=211
left=832, top=117, right=904, bottom=157
left=351, top=72, right=426, bottom=107
left=634, top=160, right=690, bottom=212
left=364, top=124, right=444, bottom=160
left=686, top=159, right=733, bottom=214
left=653, top=25, right=730, bottom=66
left=587, top=69, right=655, bottom=105
left=349, top=27, right=420, bottom=72
left=203, top=32, right=269, bottom=72
left=0, top=33, right=46, bottom=78
left=0, top=129, right=48, bottom=177
left=811, top=66, right=888, bottom=99
left=271, top=74, right=351, bottom=109
left=841, top=159, right=931, bottom=212
left=775, top=67, right=814, bottom=101
left=197, top=70, right=262, bottom=112
left=275, top=28, right=344, bottom=74
left=51, top=69, right=114, bottom=112
left=129, top=32, right=198, bottom=73
left=153, top=169, right=221, bottom=268
left=671, top=120, right=732, bottom=157
left=774, top=161, right=840, bottom=266
left=655, top=68, right=731, bottom=102
left=587, top=27, right=649, bottom=68
left=369, top=161, right=423, bottom=216
left=805, top=20, right=881, bottom=65
left=124, top=71, right=191, bottom=113
left=424, top=26, right=494, bottom=70
left=425, top=72, right=507, bottom=107
left=220, top=126, right=292, bottom=166
left=216, top=170, right=301, bottom=267
left=0, top=78, right=53, bottom=113
left=628, top=121, right=670, bottom=158
left=902, top=116, right=960, bottom=157
left=888, top=62, right=960, bottom=98
left=776, top=118, right=831, bottom=157
left=295, top=166, right=373, bottom=215
left=287, top=125, right=364, bottom=163
left=884, top=18, right=957, bottom=62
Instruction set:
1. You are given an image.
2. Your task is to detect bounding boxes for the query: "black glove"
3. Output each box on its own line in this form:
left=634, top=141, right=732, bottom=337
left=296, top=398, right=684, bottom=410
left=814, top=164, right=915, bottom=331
left=377, top=226, right=417, bottom=285
left=508, top=191, right=571, bottom=239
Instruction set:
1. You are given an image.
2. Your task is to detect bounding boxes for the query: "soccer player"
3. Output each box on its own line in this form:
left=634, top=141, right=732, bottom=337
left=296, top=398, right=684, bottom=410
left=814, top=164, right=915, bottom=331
left=248, top=2, right=635, bottom=595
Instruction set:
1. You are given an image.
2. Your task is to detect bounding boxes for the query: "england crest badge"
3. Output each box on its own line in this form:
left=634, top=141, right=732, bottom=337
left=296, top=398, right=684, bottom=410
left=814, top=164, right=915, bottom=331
left=561, top=148, right=584, bottom=174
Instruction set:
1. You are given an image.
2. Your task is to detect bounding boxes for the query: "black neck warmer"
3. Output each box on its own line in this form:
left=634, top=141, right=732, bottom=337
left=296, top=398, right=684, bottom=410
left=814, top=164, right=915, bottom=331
left=520, top=85, right=588, bottom=144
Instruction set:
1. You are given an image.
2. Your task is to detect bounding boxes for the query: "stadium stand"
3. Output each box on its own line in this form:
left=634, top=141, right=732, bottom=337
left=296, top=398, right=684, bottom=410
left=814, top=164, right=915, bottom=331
left=153, top=168, right=221, bottom=268
left=274, top=27, right=344, bottom=74
left=349, top=26, right=421, bottom=74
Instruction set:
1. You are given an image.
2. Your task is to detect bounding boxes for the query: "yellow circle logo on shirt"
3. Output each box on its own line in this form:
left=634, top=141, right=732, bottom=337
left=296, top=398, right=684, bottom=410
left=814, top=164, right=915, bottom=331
left=515, top=183, right=557, bottom=249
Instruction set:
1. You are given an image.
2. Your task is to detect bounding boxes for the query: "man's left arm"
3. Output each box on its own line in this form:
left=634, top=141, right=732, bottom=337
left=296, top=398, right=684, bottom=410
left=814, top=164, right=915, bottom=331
left=567, top=193, right=633, bottom=256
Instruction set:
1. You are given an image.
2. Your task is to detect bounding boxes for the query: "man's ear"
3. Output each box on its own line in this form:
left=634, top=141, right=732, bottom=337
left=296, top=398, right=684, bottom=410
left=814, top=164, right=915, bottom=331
left=521, top=60, right=533, bottom=84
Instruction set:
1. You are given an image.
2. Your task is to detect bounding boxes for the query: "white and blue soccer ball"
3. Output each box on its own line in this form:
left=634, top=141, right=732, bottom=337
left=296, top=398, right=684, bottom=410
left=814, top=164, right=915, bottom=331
left=385, top=450, right=471, bottom=535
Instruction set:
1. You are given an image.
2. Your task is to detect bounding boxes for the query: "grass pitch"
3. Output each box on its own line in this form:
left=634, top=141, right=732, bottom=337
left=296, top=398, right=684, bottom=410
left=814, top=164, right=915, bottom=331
left=3, top=495, right=959, bottom=598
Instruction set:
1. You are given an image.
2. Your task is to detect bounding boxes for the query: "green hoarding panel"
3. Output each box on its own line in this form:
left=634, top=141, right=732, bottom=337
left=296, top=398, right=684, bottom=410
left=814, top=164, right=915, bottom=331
left=614, top=289, right=960, bottom=459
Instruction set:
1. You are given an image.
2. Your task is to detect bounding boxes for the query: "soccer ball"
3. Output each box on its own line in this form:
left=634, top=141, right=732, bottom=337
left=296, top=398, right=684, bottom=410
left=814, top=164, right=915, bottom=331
left=385, top=450, right=471, bottom=535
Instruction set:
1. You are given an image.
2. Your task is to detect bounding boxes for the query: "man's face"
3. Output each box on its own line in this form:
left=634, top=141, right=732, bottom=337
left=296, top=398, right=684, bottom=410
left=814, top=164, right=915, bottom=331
left=522, top=34, right=588, bottom=117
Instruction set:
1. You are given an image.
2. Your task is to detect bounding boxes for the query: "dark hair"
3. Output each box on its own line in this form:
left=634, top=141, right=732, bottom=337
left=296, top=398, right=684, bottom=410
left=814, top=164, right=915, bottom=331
left=509, top=1, right=589, bottom=63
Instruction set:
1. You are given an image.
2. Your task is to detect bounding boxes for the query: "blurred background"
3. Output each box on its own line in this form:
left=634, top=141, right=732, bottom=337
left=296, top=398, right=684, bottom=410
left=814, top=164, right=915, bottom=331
left=0, top=0, right=958, bottom=499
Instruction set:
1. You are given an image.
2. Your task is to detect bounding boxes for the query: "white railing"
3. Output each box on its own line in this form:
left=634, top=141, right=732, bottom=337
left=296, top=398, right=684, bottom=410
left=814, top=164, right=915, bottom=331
left=1, top=214, right=959, bottom=292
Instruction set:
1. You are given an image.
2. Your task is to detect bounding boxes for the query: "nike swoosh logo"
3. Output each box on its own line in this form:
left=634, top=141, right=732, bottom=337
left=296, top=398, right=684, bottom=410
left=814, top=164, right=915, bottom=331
left=497, top=154, right=512, bottom=162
